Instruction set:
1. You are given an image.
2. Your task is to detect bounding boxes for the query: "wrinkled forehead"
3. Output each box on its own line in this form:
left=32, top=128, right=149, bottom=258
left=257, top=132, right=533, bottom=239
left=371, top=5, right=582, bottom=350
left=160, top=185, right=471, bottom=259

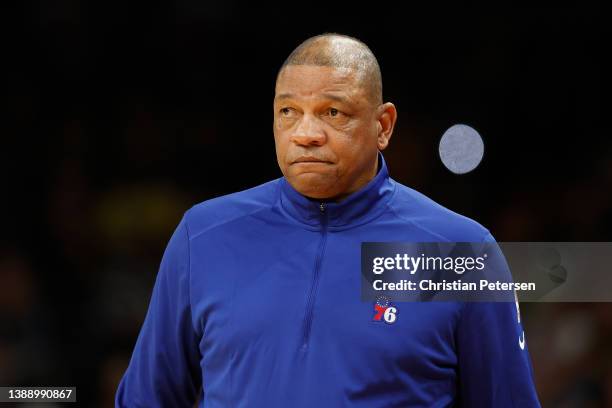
left=275, top=65, right=369, bottom=102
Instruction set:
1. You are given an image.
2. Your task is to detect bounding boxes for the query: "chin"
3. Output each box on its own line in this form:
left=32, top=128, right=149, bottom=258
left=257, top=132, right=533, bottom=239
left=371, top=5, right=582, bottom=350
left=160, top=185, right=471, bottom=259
left=288, top=173, right=337, bottom=199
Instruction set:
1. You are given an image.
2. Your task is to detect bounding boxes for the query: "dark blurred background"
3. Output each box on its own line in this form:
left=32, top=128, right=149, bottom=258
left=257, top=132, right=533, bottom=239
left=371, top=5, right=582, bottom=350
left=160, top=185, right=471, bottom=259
left=2, top=2, right=609, bottom=407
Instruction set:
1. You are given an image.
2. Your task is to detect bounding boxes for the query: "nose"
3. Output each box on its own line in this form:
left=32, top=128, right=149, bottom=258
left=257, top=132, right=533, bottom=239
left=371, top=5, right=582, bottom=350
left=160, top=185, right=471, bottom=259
left=290, top=114, right=327, bottom=146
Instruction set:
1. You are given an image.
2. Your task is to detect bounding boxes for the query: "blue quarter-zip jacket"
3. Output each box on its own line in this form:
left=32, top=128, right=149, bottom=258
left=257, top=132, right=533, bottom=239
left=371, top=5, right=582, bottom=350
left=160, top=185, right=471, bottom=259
left=116, top=152, right=541, bottom=407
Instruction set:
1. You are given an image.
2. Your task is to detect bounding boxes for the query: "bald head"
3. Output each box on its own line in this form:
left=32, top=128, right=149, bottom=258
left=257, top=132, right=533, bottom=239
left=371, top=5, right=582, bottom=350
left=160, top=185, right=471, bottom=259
left=278, top=33, right=383, bottom=105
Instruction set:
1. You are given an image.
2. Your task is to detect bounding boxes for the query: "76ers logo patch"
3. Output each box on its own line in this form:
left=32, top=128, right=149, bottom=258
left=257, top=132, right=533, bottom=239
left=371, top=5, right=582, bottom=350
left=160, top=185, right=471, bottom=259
left=373, top=295, right=398, bottom=324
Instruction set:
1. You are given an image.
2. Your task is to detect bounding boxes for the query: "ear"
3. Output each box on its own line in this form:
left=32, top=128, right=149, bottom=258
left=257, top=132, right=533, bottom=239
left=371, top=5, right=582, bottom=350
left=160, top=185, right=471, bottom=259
left=376, top=102, right=397, bottom=151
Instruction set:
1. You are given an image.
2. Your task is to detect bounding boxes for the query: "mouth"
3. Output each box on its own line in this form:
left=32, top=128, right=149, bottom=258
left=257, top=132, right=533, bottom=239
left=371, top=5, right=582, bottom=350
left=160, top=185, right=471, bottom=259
left=292, top=157, right=333, bottom=164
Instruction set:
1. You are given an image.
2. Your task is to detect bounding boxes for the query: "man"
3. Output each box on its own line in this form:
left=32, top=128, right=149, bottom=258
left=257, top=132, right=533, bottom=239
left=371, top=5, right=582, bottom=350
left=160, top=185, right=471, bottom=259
left=116, top=33, right=541, bottom=407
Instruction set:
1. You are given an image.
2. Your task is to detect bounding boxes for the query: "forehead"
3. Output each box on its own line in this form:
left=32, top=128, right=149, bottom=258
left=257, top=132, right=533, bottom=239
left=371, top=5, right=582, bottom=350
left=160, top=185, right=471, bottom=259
left=275, top=65, right=367, bottom=102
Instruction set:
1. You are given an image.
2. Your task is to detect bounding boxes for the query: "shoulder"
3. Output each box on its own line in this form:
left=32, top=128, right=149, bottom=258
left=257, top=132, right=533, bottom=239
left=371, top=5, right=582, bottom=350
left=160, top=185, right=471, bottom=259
left=182, top=178, right=281, bottom=238
left=388, top=179, right=491, bottom=242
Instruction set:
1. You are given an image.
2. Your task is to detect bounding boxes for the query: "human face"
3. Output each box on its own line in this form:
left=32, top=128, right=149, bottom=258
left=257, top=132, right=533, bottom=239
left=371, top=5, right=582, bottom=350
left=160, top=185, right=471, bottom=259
left=274, top=65, right=384, bottom=201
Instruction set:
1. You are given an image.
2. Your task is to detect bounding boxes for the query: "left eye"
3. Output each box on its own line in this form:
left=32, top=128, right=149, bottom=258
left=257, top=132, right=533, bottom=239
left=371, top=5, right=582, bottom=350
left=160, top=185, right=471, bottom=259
left=329, top=108, right=339, bottom=117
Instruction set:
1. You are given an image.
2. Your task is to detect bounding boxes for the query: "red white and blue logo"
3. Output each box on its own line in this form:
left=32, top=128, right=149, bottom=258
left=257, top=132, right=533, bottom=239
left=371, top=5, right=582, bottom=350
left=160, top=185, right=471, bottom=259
left=372, top=295, right=398, bottom=324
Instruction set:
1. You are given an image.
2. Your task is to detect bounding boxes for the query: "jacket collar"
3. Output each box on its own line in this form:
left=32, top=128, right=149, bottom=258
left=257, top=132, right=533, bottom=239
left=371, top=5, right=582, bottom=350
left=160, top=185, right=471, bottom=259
left=279, top=152, right=395, bottom=230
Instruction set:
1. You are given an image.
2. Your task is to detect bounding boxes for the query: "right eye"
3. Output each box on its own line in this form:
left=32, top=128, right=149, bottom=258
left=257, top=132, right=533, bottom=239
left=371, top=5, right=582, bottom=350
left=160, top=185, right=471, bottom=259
left=280, top=107, right=293, bottom=116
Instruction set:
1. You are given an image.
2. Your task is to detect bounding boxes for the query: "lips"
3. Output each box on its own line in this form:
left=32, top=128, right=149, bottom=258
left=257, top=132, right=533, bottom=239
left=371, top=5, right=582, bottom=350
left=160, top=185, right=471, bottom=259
left=292, top=156, right=332, bottom=164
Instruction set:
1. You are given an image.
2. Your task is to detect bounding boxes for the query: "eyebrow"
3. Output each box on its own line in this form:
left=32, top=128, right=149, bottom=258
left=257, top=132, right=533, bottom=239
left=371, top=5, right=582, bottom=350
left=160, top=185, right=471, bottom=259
left=275, top=93, right=349, bottom=103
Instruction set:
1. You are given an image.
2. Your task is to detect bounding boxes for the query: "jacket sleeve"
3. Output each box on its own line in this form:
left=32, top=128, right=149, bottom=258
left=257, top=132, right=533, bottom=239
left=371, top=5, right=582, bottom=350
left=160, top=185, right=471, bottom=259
left=456, top=233, right=541, bottom=407
left=115, top=214, right=203, bottom=407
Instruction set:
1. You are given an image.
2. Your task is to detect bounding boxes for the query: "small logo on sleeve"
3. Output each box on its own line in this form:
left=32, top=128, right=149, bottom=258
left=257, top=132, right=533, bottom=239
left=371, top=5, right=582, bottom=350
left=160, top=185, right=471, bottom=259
left=373, top=295, right=398, bottom=324
left=515, top=291, right=526, bottom=350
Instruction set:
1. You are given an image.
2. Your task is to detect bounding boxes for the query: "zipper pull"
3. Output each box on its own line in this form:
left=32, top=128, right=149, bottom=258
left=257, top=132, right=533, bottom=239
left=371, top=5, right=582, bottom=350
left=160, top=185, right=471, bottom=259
left=319, top=202, right=326, bottom=213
